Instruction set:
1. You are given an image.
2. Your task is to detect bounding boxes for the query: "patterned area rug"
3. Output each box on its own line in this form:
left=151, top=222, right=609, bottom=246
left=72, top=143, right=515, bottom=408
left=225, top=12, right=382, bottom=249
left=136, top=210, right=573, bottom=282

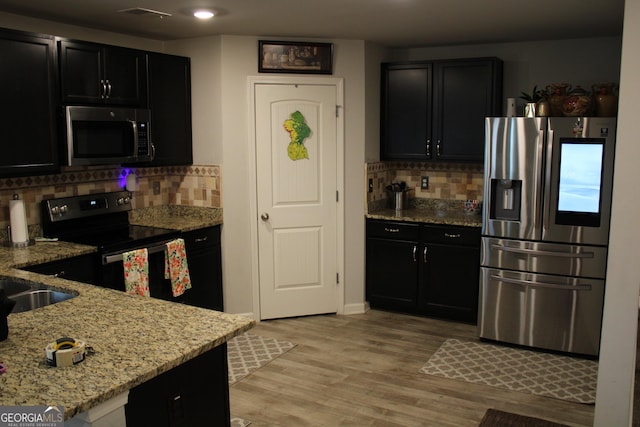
left=227, top=333, right=296, bottom=385
left=230, top=416, right=251, bottom=427
left=420, top=339, right=598, bottom=404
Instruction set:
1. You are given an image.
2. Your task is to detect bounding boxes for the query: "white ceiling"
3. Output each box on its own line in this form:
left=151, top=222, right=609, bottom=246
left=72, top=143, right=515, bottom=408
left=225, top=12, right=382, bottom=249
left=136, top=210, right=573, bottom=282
left=0, top=0, right=625, bottom=48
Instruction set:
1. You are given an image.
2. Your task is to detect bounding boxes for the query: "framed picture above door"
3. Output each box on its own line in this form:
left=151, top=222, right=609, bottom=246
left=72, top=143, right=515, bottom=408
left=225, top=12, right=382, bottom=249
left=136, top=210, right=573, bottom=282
left=258, top=40, right=333, bottom=74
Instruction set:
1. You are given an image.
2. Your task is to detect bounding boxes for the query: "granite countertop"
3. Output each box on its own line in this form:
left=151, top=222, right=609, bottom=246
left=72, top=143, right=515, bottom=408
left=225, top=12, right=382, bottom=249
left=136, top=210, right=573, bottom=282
left=367, top=199, right=482, bottom=227
left=0, top=238, right=253, bottom=420
left=128, top=205, right=222, bottom=232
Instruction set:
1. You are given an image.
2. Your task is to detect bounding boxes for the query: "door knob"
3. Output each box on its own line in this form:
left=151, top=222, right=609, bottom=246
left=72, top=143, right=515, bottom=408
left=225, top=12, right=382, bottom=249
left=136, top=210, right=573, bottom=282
left=261, top=213, right=270, bottom=221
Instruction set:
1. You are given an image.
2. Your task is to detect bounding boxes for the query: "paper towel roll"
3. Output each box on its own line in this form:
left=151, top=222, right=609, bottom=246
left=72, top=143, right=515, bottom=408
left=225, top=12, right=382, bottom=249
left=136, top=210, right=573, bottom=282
left=9, top=196, right=28, bottom=244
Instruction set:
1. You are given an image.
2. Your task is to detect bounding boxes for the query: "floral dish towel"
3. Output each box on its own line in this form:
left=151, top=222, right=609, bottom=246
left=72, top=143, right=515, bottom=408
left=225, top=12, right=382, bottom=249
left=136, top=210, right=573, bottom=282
left=123, top=248, right=150, bottom=297
left=165, top=238, right=192, bottom=297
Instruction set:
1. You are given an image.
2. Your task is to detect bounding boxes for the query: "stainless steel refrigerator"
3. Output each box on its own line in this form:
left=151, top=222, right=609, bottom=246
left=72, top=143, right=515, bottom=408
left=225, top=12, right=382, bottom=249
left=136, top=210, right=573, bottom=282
left=478, top=116, right=616, bottom=356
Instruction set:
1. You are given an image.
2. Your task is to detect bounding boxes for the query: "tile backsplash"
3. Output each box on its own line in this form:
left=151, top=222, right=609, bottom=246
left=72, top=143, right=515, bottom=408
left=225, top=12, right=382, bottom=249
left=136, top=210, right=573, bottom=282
left=0, top=165, right=221, bottom=239
left=366, top=161, right=484, bottom=207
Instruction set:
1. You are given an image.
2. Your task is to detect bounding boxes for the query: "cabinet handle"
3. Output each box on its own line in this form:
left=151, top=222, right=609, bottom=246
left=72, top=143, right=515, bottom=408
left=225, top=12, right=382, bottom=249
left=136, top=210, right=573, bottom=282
left=100, top=80, right=107, bottom=99
left=444, top=233, right=461, bottom=238
left=412, top=245, right=417, bottom=262
left=423, top=247, right=428, bottom=263
left=384, top=227, right=400, bottom=233
left=436, top=140, right=441, bottom=157
left=194, top=236, right=209, bottom=242
left=105, top=80, right=112, bottom=98
left=426, top=139, right=431, bottom=157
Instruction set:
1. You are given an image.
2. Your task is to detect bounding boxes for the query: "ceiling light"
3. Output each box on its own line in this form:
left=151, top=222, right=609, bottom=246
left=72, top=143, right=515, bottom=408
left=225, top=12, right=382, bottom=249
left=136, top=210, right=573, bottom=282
left=194, top=10, right=215, bottom=19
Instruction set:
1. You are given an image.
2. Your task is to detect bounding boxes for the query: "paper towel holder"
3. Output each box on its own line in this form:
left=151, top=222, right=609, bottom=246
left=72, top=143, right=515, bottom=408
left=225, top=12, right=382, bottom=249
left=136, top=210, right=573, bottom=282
left=5, top=194, right=34, bottom=248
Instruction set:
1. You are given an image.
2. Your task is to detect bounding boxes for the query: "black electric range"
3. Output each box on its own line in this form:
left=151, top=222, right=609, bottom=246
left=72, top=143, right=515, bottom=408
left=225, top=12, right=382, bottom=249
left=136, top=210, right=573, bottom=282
left=41, top=191, right=182, bottom=299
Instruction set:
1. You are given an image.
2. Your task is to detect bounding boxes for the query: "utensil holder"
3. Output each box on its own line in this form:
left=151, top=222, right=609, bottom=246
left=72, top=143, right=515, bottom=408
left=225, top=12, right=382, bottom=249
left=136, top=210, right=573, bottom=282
left=386, top=190, right=409, bottom=211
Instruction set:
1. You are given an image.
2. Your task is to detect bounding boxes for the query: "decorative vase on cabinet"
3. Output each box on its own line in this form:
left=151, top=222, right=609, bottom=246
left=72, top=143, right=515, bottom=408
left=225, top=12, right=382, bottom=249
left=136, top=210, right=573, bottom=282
left=561, top=86, right=593, bottom=117
left=592, top=82, right=618, bottom=117
left=546, top=83, right=571, bottom=117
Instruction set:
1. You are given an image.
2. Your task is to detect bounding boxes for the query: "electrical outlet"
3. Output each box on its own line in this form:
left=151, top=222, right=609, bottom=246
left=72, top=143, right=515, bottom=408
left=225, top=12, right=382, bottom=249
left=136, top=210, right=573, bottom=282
left=421, top=176, right=429, bottom=190
left=153, top=181, right=161, bottom=195
left=368, top=178, right=374, bottom=193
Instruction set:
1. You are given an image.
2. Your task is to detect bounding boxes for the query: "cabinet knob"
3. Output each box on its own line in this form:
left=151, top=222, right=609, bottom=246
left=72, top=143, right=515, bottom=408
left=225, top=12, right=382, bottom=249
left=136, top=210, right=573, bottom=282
left=261, top=212, right=270, bottom=221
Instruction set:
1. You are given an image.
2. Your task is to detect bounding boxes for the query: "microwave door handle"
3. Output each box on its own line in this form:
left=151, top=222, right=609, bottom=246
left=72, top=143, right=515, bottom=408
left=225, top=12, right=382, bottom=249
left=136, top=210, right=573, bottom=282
left=102, top=241, right=168, bottom=265
left=129, top=120, right=139, bottom=156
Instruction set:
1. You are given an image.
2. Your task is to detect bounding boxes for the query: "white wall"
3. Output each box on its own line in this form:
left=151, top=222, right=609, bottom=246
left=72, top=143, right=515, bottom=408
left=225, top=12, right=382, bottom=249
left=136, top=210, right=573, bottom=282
left=364, top=42, right=390, bottom=163
left=165, top=36, right=223, bottom=164
left=168, top=35, right=370, bottom=315
left=594, top=0, right=640, bottom=425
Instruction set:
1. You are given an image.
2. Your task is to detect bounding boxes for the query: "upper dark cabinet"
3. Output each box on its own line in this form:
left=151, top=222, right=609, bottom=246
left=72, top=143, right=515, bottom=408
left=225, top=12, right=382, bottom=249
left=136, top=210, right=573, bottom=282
left=0, top=28, right=59, bottom=177
left=381, top=57, right=503, bottom=162
left=58, top=39, right=147, bottom=106
left=146, top=52, right=193, bottom=165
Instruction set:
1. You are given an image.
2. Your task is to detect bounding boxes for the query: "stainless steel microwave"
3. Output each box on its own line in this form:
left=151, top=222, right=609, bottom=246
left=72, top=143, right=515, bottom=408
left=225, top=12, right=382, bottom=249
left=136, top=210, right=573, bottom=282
left=64, top=106, right=154, bottom=166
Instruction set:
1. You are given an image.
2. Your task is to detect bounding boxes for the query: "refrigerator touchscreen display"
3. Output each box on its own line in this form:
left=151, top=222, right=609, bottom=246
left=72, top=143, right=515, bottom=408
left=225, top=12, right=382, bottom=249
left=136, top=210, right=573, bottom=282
left=556, top=138, right=604, bottom=226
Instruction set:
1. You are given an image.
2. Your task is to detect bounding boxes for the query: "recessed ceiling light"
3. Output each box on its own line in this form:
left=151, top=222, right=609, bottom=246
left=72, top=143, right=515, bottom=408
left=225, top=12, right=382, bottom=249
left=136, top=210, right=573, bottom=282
left=194, top=10, right=215, bottom=19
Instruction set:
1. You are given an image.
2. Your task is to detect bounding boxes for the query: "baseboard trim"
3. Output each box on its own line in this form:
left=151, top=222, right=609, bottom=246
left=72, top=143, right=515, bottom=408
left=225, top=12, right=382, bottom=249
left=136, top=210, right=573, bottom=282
left=230, top=312, right=256, bottom=320
left=342, top=302, right=370, bottom=315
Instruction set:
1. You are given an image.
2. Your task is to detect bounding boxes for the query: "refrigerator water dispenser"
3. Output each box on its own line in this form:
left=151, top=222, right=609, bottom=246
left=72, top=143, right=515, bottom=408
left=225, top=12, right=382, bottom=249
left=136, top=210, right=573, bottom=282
left=489, top=179, right=521, bottom=221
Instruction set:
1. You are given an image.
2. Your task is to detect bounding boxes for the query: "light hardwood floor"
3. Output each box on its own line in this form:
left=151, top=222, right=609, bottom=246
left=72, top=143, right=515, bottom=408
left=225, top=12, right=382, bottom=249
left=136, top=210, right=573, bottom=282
left=229, top=310, right=594, bottom=427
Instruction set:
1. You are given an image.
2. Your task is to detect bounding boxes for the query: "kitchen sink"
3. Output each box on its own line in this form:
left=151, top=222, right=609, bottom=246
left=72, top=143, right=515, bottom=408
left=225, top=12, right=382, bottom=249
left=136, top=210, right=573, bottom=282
left=1, top=277, right=78, bottom=313
left=10, top=289, right=77, bottom=313
left=0, top=278, right=32, bottom=296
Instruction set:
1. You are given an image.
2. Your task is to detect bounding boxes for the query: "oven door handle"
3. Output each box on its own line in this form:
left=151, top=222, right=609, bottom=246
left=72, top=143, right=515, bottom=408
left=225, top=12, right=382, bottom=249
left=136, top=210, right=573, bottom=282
left=102, top=241, right=169, bottom=265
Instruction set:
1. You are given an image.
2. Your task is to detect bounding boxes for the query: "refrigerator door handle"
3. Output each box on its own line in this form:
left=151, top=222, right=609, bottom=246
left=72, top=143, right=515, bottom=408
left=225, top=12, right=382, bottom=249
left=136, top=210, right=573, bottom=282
left=489, top=274, right=592, bottom=291
left=491, top=244, right=595, bottom=259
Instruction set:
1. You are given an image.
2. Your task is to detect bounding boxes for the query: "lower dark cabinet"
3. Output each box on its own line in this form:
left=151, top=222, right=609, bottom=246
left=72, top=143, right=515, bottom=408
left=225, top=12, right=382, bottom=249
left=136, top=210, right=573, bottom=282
left=420, top=226, right=480, bottom=322
left=366, top=221, right=420, bottom=313
left=126, top=344, right=230, bottom=427
left=23, top=253, right=97, bottom=284
left=183, top=226, right=224, bottom=311
left=366, top=219, right=480, bottom=323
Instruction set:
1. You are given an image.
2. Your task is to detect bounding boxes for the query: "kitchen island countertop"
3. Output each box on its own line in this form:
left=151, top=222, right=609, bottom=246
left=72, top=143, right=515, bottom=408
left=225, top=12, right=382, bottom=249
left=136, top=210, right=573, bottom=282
left=0, top=240, right=254, bottom=420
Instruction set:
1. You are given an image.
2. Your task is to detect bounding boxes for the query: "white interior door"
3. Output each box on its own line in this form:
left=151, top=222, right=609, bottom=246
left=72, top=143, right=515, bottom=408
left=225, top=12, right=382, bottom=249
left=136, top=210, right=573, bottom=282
left=255, top=82, right=338, bottom=320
